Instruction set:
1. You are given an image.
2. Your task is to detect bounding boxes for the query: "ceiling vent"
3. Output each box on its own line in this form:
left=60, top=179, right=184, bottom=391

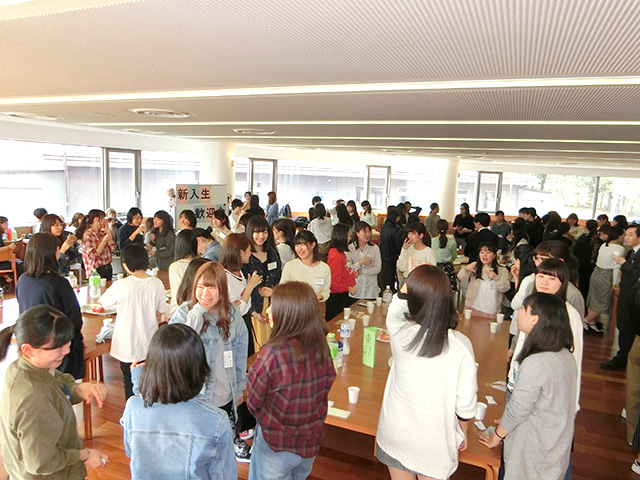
left=128, top=108, right=192, bottom=118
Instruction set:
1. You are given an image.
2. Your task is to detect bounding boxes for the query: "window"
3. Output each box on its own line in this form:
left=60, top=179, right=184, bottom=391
left=456, top=170, right=479, bottom=213
left=596, top=177, right=640, bottom=221
left=277, top=160, right=366, bottom=213
left=141, top=150, right=200, bottom=215
left=388, top=165, right=432, bottom=210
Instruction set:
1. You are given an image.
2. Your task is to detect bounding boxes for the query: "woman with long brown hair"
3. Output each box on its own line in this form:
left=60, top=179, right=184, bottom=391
left=376, top=265, right=477, bottom=480
left=246, top=282, right=336, bottom=480
left=169, top=262, right=251, bottom=463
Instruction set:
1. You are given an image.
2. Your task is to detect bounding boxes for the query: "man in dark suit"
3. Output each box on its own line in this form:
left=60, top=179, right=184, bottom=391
left=464, top=212, right=499, bottom=263
left=601, top=224, right=640, bottom=371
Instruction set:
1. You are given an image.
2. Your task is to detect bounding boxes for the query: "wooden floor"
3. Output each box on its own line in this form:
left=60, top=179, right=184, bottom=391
left=76, top=326, right=634, bottom=480
left=0, top=295, right=635, bottom=479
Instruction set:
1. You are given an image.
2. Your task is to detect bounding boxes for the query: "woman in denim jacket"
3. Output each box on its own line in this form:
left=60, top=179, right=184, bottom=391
left=170, top=262, right=251, bottom=462
left=122, top=324, right=236, bottom=480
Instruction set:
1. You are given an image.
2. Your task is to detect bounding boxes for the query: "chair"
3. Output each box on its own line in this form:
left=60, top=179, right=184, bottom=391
left=0, top=249, right=18, bottom=292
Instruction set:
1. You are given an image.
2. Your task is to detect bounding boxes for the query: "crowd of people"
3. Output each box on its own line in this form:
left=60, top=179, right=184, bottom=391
left=0, top=194, right=639, bottom=480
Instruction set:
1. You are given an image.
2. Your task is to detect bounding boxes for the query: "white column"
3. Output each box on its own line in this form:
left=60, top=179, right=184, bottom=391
left=431, top=159, right=459, bottom=221
left=198, top=140, right=236, bottom=195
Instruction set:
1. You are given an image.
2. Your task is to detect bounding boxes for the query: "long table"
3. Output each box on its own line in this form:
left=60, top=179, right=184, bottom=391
left=325, top=300, right=508, bottom=480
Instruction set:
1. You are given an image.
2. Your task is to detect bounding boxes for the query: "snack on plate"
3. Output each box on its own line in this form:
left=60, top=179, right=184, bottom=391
left=91, top=304, right=104, bottom=313
left=377, top=329, right=390, bottom=342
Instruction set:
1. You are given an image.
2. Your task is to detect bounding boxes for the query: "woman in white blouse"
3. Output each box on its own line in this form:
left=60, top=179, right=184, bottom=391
left=396, top=222, right=436, bottom=288
left=584, top=225, right=625, bottom=332
left=308, top=203, right=333, bottom=261
left=360, top=200, right=377, bottom=229
left=346, top=221, right=381, bottom=299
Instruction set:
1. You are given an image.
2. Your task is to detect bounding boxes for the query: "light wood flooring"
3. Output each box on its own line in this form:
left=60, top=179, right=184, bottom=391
left=0, top=303, right=635, bottom=479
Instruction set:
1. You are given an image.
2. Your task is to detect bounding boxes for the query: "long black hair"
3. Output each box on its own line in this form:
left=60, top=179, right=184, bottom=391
left=535, top=258, right=569, bottom=302
left=517, top=292, right=573, bottom=363
left=174, top=229, right=198, bottom=261
left=153, top=210, right=174, bottom=236
left=330, top=223, right=350, bottom=253
left=405, top=265, right=459, bottom=358
left=474, top=242, right=499, bottom=279
left=246, top=215, right=276, bottom=252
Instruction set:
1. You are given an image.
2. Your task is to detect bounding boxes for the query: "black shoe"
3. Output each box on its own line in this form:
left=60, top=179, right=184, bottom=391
left=600, top=357, right=627, bottom=370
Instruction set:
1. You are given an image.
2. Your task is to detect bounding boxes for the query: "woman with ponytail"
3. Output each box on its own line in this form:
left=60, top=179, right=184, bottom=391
left=431, top=219, right=459, bottom=292
left=0, top=306, right=108, bottom=479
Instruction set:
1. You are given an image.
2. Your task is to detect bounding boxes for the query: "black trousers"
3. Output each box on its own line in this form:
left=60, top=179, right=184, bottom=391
left=326, top=291, right=356, bottom=322
left=120, top=361, right=134, bottom=400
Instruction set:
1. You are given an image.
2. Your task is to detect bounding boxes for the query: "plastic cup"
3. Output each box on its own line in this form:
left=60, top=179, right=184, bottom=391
left=117, top=273, right=124, bottom=281
left=475, top=402, right=487, bottom=420
left=464, top=309, right=472, bottom=320
left=100, top=278, right=107, bottom=288
left=349, top=318, right=356, bottom=330
left=343, top=308, right=351, bottom=320
left=348, top=386, right=360, bottom=404
left=362, top=314, right=370, bottom=326
left=376, top=297, right=382, bottom=306
left=496, top=313, right=504, bottom=324
left=489, top=321, right=499, bottom=333
left=366, top=301, right=375, bottom=314
left=102, top=319, right=113, bottom=327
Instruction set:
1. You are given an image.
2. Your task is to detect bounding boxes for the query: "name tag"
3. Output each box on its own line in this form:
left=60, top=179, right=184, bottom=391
left=314, top=277, right=325, bottom=286
left=219, top=232, right=227, bottom=239
left=267, top=261, right=277, bottom=271
left=223, top=350, right=233, bottom=369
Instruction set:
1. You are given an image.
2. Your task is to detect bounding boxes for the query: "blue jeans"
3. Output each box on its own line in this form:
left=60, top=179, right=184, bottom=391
left=248, top=425, right=315, bottom=480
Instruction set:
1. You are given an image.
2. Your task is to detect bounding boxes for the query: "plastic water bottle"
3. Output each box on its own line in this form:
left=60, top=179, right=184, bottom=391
left=382, top=285, right=393, bottom=303
left=88, top=269, right=101, bottom=300
left=339, top=320, right=351, bottom=339
left=342, top=338, right=350, bottom=356
left=336, top=341, right=344, bottom=368
left=327, top=333, right=339, bottom=369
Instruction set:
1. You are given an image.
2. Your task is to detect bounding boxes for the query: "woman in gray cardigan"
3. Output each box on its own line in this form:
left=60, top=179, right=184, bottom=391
left=479, top=292, right=576, bottom=480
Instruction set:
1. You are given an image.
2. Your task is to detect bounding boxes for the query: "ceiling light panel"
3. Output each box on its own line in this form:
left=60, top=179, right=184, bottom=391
left=2, top=0, right=640, bottom=97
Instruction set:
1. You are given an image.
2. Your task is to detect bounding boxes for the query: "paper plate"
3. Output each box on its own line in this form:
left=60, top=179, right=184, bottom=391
left=81, top=304, right=116, bottom=316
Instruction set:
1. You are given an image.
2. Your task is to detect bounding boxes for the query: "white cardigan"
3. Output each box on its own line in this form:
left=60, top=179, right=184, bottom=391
left=376, top=295, right=478, bottom=479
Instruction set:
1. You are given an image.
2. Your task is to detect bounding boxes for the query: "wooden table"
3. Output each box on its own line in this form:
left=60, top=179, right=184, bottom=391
left=325, top=300, right=508, bottom=480
left=0, top=284, right=114, bottom=440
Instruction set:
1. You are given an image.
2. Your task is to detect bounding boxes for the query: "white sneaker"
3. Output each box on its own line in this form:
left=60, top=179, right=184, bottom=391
left=622, top=408, right=627, bottom=419
left=631, top=460, right=640, bottom=475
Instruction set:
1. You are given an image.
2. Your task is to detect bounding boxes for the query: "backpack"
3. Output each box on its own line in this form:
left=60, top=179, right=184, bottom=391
left=279, top=203, right=292, bottom=218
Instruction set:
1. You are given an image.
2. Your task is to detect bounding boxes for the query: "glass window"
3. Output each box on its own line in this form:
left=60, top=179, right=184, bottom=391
left=140, top=150, right=200, bottom=216
left=476, top=172, right=501, bottom=213
left=234, top=157, right=250, bottom=200
left=389, top=165, right=432, bottom=211
left=251, top=159, right=276, bottom=203
left=277, top=160, right=366, bottom=213
left=531, top=174, right=597, bottom=219
left=457, top=170, right=479, bottom=213
left=596, top=177, right=640, bottom=222
left=106, top=150, right=137, bottom=214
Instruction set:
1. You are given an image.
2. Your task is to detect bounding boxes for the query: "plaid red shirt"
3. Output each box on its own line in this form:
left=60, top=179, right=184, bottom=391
left=81, top=228, right=116, bottom=275
left=247, top=339, right=336, bottom=458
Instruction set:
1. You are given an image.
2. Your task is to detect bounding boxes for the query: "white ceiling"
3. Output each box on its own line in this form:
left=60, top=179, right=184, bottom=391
left=2, top=0, right=640, bottom=170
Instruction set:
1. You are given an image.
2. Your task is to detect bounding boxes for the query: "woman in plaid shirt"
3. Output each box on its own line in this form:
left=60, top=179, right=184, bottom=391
left=76, top=209, right=117, bottom=279
left=246, top=282, right=336, bottom=480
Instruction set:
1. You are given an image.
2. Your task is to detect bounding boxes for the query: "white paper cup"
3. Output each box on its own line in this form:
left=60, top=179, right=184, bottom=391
left=343, top=308, right=351, bottom=320
left=366, top=301, right=375, bottom=314
left=117, top=273, right=124, bottom=281
left=349, top=318, right=356, bottom=330
left=376, top=297, right=382, bottom=306
left=489, top=321, right=499, bottom=333
left=362, top=314, right=370, bottom=326
left=102, top=319, right=113, bottom=327
left=100, top=278, right=107, bottom=288
left=475, top=402, right=488, bottom=420
left=496, top=313, right=504, bottom=324
left=464, top=309, right=472, bottom=319
left=348, top=386, right=360, bottom=404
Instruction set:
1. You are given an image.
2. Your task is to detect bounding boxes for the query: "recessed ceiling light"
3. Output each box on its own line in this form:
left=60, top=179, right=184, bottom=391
left=381, top=148, right=413, bottom=154
left=122, top=128, right=165, bottom=135
left=0, top=112, right=61, bottom=121
left=233, top=128, right=276, bottom=135
left=128, top=108, right=192, bottom=119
